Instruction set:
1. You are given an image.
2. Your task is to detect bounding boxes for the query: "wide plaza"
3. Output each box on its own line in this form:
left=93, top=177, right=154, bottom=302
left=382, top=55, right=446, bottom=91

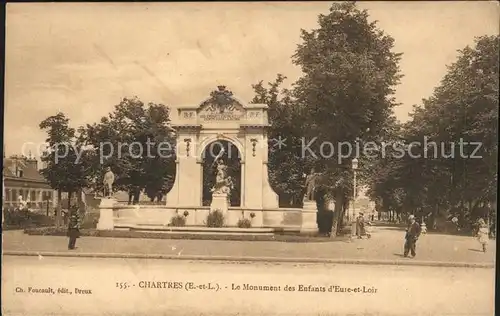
left=3, top=226, right=495, bottom=266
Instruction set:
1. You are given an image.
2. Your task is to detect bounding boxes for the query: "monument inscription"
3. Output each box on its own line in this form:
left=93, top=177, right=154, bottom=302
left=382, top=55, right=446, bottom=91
left=199, top=111, right=243, bottom=121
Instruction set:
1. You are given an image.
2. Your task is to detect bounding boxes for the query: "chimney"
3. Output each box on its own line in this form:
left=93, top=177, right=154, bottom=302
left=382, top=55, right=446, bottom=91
left=27, top=153, right=38, bottom=170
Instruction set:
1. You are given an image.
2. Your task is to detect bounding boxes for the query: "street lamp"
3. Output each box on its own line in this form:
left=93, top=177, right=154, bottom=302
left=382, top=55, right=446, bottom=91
left=352, top=157, right=359, bottom=215
left=350, top=157, right=359, bottom=241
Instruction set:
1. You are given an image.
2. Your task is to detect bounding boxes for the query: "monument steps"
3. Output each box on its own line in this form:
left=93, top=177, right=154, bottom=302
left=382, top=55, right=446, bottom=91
left=122, top=230, right=274, bottom=236
left=114, top=223, right=275, bottom=234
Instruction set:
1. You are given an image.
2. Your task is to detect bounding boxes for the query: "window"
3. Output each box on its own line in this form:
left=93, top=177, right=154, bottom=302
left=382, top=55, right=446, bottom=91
left=17, top=170, right=24, bottom=177
left=30, top=190, right=36, bottom=201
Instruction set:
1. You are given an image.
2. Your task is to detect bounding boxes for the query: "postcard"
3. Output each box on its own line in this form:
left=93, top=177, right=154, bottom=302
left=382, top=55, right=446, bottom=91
left=2, top=2, right=497, bottom=315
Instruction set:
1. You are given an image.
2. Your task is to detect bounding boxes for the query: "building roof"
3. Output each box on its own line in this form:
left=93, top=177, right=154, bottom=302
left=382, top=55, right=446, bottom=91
left=3, top=156, right=46, bottom=182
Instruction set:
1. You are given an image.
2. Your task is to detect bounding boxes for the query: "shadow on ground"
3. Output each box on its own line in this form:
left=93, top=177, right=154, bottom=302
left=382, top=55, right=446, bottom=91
left=468, top=248, right=486, bottom=253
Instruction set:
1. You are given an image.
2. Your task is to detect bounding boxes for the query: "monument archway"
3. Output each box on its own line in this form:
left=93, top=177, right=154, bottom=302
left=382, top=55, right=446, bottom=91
left=165, top=85, right=279, bottom=210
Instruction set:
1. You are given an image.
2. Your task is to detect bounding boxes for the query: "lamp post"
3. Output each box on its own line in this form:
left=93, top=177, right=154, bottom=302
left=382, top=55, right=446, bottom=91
left=350, top=158, right=359, bottom=241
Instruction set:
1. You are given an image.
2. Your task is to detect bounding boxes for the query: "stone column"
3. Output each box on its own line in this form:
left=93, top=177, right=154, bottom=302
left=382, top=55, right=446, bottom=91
left=97, top=198, right=117, bottom=230
left=210, top=193, right=230, bottom=225
left=240, top=160, right=245, bottom=207
left=300, top=200, right=318, bottom=234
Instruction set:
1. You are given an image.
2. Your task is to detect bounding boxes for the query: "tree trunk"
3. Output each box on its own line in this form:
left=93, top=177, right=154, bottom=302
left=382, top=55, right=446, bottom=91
left=330, top=191, right=344, bottom=237
left=77, top=188, right=86, bottom=219
left=68, top=191, right=73, bottom=209
left=55, top=190, right=62, bottom=228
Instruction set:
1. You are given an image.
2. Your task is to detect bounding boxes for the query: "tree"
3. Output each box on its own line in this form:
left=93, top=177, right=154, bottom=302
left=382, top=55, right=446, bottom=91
left=368, top=35, right=498, bottom=232
left=79, top=97, right=176, bottom=202
left=291, top=2, right=403, bottom=235
left=39, top=113, right=91, bottom=227
left=251, top=75, right=308, bottom=207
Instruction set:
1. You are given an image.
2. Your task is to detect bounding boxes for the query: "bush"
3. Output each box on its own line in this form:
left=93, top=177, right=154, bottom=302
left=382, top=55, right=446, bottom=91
left=80, top=212, right=99, bottom=229
left=237, top=218, right=252, bottom=228
left=170, top=215, right=186, bottom=227
left=4, top=208, right=54, bottom=228
left=317, top=210, right=334, bottom=235
left=24, top=227, right=338, bottom=242
left=24, top=227, right=67, bottom=236
left=206, top=209, right=224, bottom=228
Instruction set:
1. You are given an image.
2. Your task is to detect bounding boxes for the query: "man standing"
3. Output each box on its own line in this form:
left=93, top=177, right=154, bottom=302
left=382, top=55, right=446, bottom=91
left=67, top=206, right=81, bottom=250
left=404, top=215, right=421, bottom=258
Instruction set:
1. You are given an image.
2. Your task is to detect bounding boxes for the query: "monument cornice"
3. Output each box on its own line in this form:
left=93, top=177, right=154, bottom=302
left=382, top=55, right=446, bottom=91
left=171, top=124, right=202, bottom=129
left=239, top=124, right=270, bottom=129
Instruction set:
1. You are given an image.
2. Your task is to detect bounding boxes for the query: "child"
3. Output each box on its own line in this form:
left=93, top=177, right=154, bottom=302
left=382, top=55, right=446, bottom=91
left=421, top=220, right=427, bottom=234
left=475, top=218, right=489, bottom=253
left=364, top=221, right=373, bottom=238
left=67, top=206, right=81, bottom=250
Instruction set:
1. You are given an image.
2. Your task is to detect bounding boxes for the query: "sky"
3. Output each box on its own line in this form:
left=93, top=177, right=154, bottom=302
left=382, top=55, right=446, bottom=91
left=4, top=2, right=499, bottom=158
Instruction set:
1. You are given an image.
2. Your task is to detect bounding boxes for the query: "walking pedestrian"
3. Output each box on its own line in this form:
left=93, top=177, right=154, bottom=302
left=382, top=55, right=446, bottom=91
left=356, top=212, right=365, bottom=239
left=67, top=206, right=80, bottom=250
left=404, top=215, right=421, bottom=258
left=475, top=218, right=489, bottom=253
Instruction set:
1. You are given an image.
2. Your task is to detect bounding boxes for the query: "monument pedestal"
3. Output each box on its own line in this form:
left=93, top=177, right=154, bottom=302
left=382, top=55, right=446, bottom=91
left=300, top=200, right=318, bottom=234
left=210, top=193, right=230, bottom=225
left=97, top=198, right=117, bottom=230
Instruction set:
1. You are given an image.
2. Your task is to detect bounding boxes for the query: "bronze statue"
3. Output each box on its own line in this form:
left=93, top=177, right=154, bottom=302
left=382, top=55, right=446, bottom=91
left=103, top=167, right=115, bottom=198
left=304, top=168, right=321, bottom=201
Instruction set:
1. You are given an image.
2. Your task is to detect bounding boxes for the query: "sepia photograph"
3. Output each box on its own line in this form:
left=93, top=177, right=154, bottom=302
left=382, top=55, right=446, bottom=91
left=1, top=2, right=498, bottom=315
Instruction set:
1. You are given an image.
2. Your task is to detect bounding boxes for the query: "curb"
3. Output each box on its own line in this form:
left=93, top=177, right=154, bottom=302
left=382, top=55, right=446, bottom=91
left=2, top=251, right=495, bottom=269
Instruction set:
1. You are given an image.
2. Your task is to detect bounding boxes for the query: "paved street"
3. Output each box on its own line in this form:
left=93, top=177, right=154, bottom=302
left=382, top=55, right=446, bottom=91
left=2, top=255, right=495, bottom=316
left=2, top=227, right=496, bottom=264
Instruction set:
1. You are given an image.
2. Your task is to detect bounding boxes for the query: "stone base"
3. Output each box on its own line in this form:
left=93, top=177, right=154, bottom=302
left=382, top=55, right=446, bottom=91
left=210, top=193, right=229, bottom=224
left=97, top=198, right=117, bottom=230
left=99, top=197, right=117, bottom=208
left=300, top=200, right=318, bottom=234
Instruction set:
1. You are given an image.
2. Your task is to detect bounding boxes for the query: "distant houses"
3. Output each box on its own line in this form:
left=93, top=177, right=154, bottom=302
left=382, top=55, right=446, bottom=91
left=3, top=154, right=57, bottom=210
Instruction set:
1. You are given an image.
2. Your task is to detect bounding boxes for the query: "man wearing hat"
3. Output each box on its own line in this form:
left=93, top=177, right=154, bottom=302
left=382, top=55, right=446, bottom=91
left=404, top=215, right=422, bottom=258
left=67, top=206, right=81, bottom=250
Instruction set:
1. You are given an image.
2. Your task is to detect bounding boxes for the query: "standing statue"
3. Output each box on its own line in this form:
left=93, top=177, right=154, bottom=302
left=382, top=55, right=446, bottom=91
left=304, top=168, right=321, bottom=201
left=103, top=167, right=115, bottom=198
left=215, top=159, right=228, bottom=183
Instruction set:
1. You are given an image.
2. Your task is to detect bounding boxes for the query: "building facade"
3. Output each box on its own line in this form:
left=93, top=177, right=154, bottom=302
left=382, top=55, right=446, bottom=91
left=3, top=155, right=57, bottom=210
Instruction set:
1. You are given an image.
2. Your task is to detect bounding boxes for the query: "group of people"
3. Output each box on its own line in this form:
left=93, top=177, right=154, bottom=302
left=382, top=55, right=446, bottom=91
left=352, top=212, right=373, bottom=239
left=351, top=212, right=490, bottom=258
left=403, top=214, right=490, bottom=257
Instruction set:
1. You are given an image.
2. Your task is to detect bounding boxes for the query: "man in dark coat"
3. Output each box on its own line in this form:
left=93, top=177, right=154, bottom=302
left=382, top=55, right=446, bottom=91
left=67, top=206, right=81, bottom=250
left=404, top=215, right=421, bottom=258
left=356, top=212, right=365, bottom=239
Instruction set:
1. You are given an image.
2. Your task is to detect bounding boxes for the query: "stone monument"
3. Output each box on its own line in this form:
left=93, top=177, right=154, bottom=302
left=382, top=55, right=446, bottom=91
left=301, top=168, right=321, bottom=234
left=97, top=167, right=117, bottom=230
left=210, top=159, right=232, bottom=223
left=165, top=85, right=279, bottom=213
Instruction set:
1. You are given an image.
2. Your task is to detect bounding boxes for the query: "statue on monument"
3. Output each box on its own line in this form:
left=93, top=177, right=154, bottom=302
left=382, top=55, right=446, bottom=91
left=304, top=168, right=321, bottom=201
left=103, top=167, right=115, bottom=198
left=211, top=159, right=233, bottom=195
